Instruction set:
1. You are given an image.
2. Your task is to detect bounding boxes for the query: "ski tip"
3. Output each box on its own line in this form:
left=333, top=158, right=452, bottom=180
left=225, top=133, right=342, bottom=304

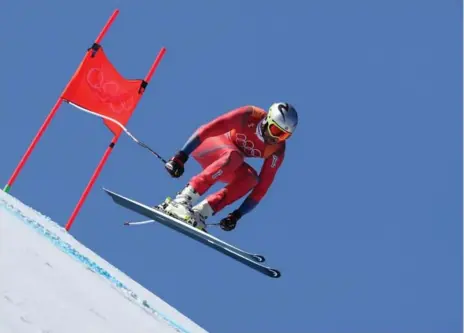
left=123, top=221, right=129, bottom=226
left=252, top=254, right=266, bottom=263
left=269, top=269, right=281, bottom=278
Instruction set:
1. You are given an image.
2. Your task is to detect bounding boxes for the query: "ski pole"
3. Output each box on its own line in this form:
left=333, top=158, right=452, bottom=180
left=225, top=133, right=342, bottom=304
left=134, top=140, right=167, bottom=164
left=124, top=220, right=156, bottom=226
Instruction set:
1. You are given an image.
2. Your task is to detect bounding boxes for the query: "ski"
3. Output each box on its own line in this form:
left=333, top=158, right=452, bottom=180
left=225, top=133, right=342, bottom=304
left=103, top=188, right=280, bottom=278
left=123, top=218, right=266, bottom=263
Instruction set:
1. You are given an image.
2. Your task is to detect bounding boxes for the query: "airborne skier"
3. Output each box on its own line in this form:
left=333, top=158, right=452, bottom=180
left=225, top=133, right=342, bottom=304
left=160, top=102, right=298, bottom=232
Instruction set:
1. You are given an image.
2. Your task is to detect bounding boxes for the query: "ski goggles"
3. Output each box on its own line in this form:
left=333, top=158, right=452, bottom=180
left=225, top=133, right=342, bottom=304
left=265, top=119, right=292, bottom=142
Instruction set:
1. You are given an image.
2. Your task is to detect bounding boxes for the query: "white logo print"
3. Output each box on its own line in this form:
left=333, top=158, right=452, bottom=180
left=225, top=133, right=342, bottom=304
left=271, top=154, right=278, bottom=168
left=86, top=67, right=135, bottom=115
left=212, top=169, right=223, bottom=180
left=235, top=133, right=262, bottom=157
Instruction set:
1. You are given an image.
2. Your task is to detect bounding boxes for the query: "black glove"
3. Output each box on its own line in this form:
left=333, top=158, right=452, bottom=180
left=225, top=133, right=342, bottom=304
left=165, top=151, right=188, bottom=178
left=220, top=210, right=242, bottom=231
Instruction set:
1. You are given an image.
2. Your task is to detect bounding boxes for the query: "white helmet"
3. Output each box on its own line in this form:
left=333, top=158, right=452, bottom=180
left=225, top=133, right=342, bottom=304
left=262, top=102, right=298, bottom=142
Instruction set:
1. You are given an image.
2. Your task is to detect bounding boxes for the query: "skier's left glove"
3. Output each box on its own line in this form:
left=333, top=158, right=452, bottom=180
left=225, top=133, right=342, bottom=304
left=165, top=151, right=188, bottom=178
left=220, top=210, right=242, bottom=231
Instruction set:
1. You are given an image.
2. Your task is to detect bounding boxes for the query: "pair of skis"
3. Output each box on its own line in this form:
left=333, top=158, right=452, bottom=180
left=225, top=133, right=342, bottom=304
left=103, top=188, right=281, bottom=278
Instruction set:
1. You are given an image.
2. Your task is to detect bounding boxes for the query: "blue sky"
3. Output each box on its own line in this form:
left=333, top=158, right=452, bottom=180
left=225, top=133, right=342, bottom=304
left=0, top=0, right=462, bottom=332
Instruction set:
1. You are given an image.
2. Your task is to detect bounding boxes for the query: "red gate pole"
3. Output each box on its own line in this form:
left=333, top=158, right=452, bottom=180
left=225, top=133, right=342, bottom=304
left=65, top=134, right=120, bottom=231
left=3, top=9, right=120, bottom=193
left=94, top=9, right=119, bottom=45
left=64, top=46, right=167, bottom=231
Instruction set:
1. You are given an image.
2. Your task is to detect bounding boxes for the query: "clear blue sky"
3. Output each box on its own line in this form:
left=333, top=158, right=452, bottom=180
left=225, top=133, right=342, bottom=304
left=1, top=1, right=462, bottom=332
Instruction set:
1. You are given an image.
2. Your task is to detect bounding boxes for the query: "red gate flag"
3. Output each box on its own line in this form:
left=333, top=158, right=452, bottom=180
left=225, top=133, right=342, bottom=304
left=4, top=8, right=167, bottom=231
left=61, top=43, right=145, bottom=136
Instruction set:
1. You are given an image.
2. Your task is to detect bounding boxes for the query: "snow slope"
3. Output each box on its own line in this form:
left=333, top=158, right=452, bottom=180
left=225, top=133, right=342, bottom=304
left=0, top=190, right=208, bottom=333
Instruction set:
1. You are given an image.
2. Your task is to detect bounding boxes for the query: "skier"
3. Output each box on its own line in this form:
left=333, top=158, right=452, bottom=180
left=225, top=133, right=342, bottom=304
left=159, top=102, right=298, bottom=232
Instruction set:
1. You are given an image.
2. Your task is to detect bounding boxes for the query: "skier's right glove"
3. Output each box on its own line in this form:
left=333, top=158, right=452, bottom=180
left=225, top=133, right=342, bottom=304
left=165, top=150, right=188, bottom=178
left=220, top=210, right=242, bottom=231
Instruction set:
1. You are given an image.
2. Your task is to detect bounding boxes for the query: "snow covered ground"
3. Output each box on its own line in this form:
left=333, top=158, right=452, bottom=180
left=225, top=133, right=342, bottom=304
left=0, top=190, right=208, bottom=333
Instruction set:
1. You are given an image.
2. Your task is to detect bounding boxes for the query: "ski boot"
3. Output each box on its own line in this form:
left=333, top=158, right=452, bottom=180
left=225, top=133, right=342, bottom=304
left=155, top=196, right=172, bottom=211
left=189, top=199, right=214, bottom=233
left=157, top=184, right=200, bottom=225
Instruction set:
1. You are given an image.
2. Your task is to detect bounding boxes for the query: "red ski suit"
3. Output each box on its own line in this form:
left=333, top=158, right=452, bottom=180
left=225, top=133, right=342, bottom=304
left=181, top=105, right=286, bottom=216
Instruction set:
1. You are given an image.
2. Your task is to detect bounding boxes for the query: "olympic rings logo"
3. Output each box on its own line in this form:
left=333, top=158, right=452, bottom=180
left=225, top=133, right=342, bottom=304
left=86, top=67, right=135, bottom=115
left=235, top=133, right=262, bottom=157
